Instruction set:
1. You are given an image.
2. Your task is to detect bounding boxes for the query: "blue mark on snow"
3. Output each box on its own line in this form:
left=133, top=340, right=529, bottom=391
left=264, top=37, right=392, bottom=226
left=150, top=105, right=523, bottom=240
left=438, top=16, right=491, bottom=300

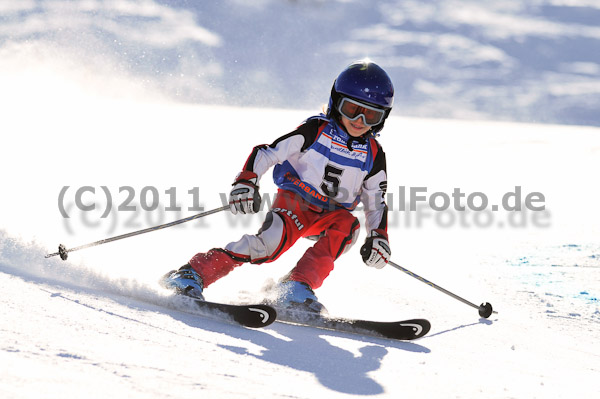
left=578, top=291, right=599, bottom=302
left=57, top=352, right=85, bottom=360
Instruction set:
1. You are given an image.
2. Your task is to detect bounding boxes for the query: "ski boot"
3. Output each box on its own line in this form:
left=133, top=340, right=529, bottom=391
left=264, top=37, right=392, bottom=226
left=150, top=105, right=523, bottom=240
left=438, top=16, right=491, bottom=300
left=275, top=280, right=327, bottom=314
left=160, top=264, right=205, bottom=300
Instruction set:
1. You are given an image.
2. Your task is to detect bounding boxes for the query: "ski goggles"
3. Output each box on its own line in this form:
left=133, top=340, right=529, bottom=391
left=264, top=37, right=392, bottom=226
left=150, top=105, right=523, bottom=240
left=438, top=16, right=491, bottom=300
left=337, top=97, right=386, bottom=127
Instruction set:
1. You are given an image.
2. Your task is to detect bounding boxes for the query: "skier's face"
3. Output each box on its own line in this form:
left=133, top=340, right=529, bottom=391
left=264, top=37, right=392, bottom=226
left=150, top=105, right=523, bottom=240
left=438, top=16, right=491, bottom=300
left=340, top=115, right=371, bottom=137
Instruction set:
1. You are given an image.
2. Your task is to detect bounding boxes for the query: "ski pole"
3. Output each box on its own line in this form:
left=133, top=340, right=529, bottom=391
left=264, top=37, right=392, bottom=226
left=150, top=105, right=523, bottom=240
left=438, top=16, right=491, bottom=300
left=45, top=205, right=230, bottom=261
left=388, top=260, right=497, bottom=318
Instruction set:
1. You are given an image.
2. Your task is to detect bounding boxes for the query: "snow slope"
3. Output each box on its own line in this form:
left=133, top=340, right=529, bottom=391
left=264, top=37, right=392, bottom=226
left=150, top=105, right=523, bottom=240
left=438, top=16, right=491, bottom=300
left=1, top=96, right=599, bottom=398
left=1, top=1, right=600, bottom=398
left=2, top=0, right=600, bottom=125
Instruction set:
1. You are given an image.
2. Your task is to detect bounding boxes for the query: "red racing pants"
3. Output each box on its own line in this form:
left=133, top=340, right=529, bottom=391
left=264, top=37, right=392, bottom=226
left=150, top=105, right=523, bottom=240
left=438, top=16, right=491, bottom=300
left=188, top=190, right=360, bottom=290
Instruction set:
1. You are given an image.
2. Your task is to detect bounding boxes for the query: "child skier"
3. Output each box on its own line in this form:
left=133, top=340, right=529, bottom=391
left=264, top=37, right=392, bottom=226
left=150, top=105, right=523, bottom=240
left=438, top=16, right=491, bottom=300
left=161, top=59, right=394, bottom=313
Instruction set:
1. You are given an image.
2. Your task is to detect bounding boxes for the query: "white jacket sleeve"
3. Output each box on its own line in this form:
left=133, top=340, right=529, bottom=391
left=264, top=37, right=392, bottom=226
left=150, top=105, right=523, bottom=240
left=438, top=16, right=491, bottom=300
left=360, top=144, right=388, bottom=233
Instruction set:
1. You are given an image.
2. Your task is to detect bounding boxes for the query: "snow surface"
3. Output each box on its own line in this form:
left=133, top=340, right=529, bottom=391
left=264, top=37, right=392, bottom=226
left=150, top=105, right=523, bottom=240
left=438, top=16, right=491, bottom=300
left=2, top=0, right=600, bottom=125
left=1, top=1, right=600, bottom=398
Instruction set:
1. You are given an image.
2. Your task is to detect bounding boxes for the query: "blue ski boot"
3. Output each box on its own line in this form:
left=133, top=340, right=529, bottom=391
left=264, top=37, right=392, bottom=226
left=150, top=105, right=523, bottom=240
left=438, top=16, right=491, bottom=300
left=276, top=280, right=327, bottom=314
left=160, top=264, right=205, bottom=300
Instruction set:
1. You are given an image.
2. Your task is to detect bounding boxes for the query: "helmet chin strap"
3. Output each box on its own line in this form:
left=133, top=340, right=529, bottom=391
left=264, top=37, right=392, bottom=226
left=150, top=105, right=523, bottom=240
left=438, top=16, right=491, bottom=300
left=346, top=131, right=369, bottom=152
left=346, top=137, right=355, bottom=152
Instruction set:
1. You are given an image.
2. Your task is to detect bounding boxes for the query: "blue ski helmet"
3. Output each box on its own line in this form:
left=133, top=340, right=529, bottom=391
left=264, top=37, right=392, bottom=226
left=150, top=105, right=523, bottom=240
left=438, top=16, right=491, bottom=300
left=327, top=59, right=394, bottom=135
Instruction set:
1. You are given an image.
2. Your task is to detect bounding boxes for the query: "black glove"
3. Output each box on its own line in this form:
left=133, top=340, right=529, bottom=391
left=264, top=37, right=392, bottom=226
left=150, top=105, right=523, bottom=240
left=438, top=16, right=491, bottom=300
left=360, top=229, right=391, bottom=269
left=229, top=171, right=261, bottom=214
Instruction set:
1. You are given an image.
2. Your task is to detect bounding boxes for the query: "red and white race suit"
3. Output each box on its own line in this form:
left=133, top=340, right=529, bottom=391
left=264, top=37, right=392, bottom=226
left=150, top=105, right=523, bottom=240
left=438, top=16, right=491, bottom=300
left=189, top=116, right=388, bottom=289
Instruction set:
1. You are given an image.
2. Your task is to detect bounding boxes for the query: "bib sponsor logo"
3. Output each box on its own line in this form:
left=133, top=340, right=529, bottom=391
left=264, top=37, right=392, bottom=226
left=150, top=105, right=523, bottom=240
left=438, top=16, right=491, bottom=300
left=284, top=172, right=329, bottom=203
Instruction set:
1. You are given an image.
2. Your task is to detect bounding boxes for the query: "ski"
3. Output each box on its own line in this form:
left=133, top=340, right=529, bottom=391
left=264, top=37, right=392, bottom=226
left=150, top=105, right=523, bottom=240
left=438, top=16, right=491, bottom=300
left=172, top=297, right=277, bottom=329
left=274, top=308, right=430, bottom=340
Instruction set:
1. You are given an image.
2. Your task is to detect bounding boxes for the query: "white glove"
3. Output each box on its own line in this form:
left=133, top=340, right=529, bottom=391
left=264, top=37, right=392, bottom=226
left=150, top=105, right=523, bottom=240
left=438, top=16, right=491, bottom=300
left=229, top=171, right=261, bottom=214
left=360, top=229, right=391, bottom=269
